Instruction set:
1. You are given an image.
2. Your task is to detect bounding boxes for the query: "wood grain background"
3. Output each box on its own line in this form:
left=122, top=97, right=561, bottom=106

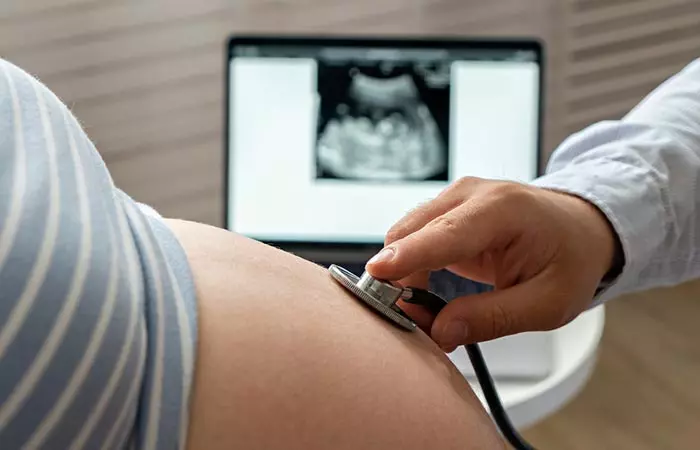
left=2, top=0, right=700, bottom=448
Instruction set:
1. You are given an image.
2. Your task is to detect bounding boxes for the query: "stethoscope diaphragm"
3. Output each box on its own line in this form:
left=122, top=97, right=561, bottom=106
left=328, top=264, right=417, bottom=331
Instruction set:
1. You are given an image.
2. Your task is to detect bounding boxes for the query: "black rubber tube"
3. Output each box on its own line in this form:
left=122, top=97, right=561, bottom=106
left=466, top=343, right=536, bottom=450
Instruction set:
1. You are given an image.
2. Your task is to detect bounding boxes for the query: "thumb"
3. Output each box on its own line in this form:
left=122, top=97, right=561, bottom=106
left=430, top=277, right=559, bottom=351
left=367, top=203, right=498, bottom=281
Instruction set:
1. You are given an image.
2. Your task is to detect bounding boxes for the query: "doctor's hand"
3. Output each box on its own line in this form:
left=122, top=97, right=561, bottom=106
left=365, top=177, right=620, bottom=352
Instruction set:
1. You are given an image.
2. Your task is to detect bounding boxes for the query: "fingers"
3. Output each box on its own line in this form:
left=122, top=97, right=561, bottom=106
left=396, top=300, right=435, bottom=334
left=397, top=269, right=430, bottom=292
left=368, top=202, right=500, bottom=281
left=394, top=270, right=434, bottom=332
left=430, top=276, right=567, bottom=351
left=383, top=192, right=463, bottom=247
left=383, top=178, right=483, bottom=247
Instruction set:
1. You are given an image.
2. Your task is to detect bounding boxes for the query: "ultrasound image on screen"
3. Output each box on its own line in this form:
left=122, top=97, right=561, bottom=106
left=315, top=60, right=451, bottom=182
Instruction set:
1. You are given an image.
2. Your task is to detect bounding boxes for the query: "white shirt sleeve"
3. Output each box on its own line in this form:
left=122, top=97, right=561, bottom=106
left=531, top=58, right=700, bottom=304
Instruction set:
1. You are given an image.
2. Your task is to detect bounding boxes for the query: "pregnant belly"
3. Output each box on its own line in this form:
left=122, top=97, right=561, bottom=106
left=163, top=219, right=505, bottom=450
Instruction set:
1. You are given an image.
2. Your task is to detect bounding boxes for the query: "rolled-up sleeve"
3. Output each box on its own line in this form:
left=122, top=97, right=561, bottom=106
left=532, top=58, right=700, bottom=304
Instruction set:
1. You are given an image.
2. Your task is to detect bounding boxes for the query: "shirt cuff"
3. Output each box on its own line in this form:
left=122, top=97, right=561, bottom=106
left=531, top=159, right=666, bottom=306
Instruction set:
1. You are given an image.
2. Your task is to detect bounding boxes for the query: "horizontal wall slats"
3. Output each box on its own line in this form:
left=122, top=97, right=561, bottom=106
left=568, top=65, right=680, bottom=105
left=0, top=0, right=559, bottom=225
left=567, top=38, right=699, bottom=83
left=561, top=0, right=700, bottom=136
left=571, top=12, right=700, bottom=57
left=570, top=0, right=690, bottom=27
left=0, top=0, right=102, bottom=20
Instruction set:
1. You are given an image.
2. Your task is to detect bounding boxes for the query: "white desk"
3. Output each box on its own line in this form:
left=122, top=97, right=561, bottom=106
left=449, top=306, right=606, bottom=429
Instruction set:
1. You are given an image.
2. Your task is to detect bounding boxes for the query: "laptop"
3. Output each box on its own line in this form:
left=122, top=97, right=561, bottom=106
left=224, top=35, right=551, bottom=379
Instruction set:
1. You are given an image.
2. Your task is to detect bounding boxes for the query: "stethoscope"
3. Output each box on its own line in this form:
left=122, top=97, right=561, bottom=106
left=329, top=264, right=537, bottom=450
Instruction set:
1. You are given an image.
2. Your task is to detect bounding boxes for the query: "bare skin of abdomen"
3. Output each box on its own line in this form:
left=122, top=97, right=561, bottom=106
left=164, top=219, right=505, bottom=450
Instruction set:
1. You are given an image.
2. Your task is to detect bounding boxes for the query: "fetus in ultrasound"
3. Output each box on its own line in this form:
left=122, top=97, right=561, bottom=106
left=315, top=62, right=450, bottom=181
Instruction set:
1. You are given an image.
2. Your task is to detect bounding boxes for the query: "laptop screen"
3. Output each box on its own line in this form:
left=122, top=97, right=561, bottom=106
left=225, top=37, right=542, bottom=246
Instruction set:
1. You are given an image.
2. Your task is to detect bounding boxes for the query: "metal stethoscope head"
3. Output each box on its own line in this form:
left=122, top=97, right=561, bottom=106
left=328, top=264, right=537, bottom=450
left=328, top=264, right=418, bottom=330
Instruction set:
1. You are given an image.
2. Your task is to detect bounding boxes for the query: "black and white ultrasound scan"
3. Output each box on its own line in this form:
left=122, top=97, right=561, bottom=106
left=315, top=60, right=451, bottom=182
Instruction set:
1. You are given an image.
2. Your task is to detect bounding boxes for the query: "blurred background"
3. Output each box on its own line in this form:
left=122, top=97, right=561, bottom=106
left=1, top=0, right=699, bottom=448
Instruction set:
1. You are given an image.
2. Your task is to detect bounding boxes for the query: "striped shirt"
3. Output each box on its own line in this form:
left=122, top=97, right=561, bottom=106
left=0, top=58, right=197, bottom=449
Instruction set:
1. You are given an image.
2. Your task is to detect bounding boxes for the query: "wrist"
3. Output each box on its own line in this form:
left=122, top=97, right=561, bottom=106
left=546, top=189, right=624, bottom=282
left=601, top=231, right=624, bottom=284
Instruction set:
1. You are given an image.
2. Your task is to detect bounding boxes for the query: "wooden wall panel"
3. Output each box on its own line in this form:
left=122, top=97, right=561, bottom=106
left=560, top=0, right=700, bottom=132
left=0, top=0, right=561, bottom=225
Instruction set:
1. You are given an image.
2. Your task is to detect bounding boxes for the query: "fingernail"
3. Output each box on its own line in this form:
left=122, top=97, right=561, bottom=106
left=439, top=321, right=468, bottom=351
left=368, top=247, right=395, bottom=265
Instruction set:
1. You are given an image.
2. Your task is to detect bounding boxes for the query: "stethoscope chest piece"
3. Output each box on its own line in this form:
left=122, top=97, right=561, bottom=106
left=328, top=264, right=417, bottom=331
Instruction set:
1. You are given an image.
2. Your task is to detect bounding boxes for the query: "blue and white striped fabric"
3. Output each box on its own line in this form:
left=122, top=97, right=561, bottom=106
left=0, top=58, right=197, bottom=449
